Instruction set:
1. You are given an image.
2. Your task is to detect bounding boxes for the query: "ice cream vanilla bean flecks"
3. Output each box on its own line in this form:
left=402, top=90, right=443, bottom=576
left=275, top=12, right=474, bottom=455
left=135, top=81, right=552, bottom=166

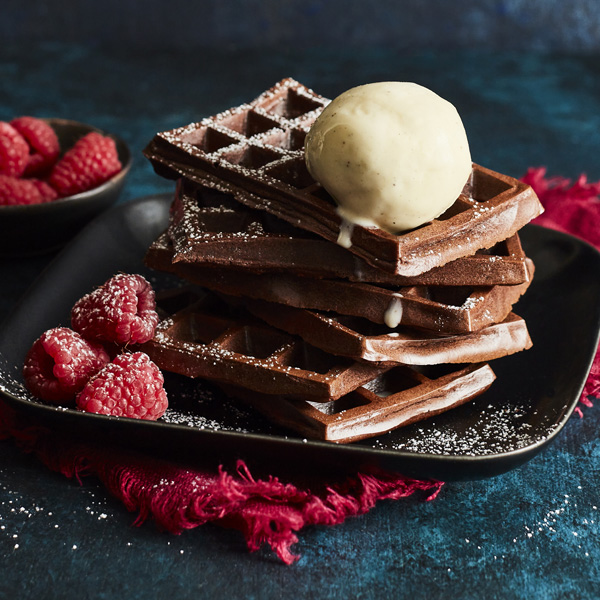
left=304, top=82, right=472, bottom=236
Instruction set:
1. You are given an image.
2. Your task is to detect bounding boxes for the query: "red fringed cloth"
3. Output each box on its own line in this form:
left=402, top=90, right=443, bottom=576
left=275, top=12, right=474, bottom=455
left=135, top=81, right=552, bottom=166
left=0, top=402, right=442, bottom=564
left=0, top=168, right=598, bottom=564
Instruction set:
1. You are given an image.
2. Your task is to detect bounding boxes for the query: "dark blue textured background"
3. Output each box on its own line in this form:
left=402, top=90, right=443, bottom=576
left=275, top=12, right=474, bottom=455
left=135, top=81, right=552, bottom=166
left=1, top=2, right=600, bottom=598
left=3, top=0, right=600, bottom=52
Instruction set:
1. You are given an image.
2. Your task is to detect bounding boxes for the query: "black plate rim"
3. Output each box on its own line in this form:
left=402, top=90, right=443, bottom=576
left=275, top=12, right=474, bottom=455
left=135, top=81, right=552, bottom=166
left=1, top=193, right=599, bottom=480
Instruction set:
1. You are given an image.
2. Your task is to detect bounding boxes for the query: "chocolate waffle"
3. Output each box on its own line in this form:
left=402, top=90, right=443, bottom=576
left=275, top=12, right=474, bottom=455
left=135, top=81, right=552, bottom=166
left=144, top=288, right=496, bottom=442
left=236, top=297, right=532, bottom=365
left=147, top=236, right=531, bottom=363
left=168, top=178, right=533, bottom=287
left=139, top=289, right=388, bottom=401
left=143, top=78, right=544, bottom=276
left=145, top=233, right=534, bottom=335
left=219, top=363, right=496, bottom=443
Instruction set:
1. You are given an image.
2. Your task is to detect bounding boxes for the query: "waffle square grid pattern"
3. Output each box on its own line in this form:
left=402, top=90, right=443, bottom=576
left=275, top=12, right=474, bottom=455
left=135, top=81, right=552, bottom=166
left=141, top=78, right=544, bottom=443
left=168, top=178, right=534, bottom=287
left=144, top=78, right=544, bottom=276
left=138, top=288, right=497, bottom=443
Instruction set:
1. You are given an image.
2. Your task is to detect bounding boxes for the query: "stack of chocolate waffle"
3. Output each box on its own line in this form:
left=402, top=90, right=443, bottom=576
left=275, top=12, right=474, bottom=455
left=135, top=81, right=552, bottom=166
left=140, top=78, right=544, bottom=443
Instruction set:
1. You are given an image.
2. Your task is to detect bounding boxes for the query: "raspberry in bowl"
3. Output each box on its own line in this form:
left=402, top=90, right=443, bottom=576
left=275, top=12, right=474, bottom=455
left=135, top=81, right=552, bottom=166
left=0, top=117, right=131, bottom=256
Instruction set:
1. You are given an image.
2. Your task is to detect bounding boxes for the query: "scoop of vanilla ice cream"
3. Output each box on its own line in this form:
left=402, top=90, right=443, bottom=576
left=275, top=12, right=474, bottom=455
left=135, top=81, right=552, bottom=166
left=304, top=82, right=472, bottom=233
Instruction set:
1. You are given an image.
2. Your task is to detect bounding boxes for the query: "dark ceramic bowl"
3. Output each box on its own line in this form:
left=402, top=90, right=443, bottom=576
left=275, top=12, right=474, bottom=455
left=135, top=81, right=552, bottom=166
left=0, top=118, right=132, bottom=256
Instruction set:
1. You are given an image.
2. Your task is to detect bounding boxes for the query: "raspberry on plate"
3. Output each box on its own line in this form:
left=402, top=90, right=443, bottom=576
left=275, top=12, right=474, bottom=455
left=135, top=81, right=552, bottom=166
left=71, top=273, right=159, bottom=345
left=22, top=327, right=110, bottom=404
left=49, top=131, right=122, bottom=197
left=10, top=116, right=60, bottom=177
left=0, top=122, right=29, bottom=178
left=0, top=174, right=58, bottom=205
left=76, top=352, right=168, bottom=420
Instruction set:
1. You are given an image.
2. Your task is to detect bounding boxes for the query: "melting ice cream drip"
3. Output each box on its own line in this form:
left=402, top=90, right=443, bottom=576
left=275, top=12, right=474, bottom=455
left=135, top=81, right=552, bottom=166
left=384, top=295, right=403, bottom=328
left=337, top=218, right=354, bottom=249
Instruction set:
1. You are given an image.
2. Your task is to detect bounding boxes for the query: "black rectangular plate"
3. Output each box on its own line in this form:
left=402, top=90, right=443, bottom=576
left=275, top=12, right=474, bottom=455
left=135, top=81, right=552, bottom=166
left=1, top=194, right=599, bottom=481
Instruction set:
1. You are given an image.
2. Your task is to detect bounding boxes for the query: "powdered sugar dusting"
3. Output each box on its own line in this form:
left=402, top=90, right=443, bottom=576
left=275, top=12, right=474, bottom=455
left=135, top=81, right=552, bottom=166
left=0, top=477, right=118, bottom=552
left=377, top=400, right=548, bottom=456
left=0, top=355, right=32, bottom=402
left=160, top=382, right=252, bottom=433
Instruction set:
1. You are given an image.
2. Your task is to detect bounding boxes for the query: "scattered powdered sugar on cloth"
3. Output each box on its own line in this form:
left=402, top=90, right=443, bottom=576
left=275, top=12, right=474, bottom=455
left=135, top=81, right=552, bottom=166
left=0, top=168, right=598, bottom=564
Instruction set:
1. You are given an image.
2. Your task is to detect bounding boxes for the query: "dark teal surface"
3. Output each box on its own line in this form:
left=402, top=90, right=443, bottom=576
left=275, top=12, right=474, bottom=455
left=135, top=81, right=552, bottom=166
left=3, top=0, right=600, bottom=52
left=1, top=41, right=599, bottom=599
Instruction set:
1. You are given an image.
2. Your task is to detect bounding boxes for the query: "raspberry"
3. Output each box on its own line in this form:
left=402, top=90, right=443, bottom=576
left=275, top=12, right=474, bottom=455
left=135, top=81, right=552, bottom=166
left=49, top=131, right=121, bottom=197
left=76, top=352, right=168, bottom=420
left=0, top=122, right=29, bottom=177
left=0, top=174, right=56, bottom=205
left=30, top=178, right=59, bottom=203
left=10, top=117, right=60, bottom=176
left=71, top=273, right=159, bottom=345
left=23, top=327, right=110, bottom=404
